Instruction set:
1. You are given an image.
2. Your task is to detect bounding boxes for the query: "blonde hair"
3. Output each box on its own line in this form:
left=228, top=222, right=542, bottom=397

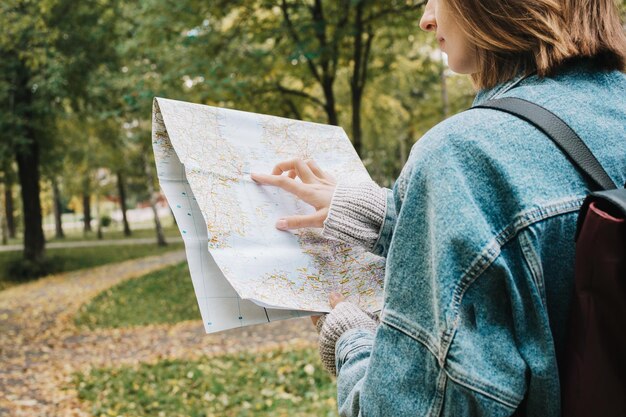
left=445, top=0, right=626, bottom=89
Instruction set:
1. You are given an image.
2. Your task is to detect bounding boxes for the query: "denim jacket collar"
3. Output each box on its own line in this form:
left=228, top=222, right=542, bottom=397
left=472, top=72, right=532, bottom=106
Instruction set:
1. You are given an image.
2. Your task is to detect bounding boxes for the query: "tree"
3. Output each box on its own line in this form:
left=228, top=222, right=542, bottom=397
left=0, top=0, right=119, bottom=264
left=51, top=178, right=65, bottom=239
left=2, top=165, right=17, bottom=240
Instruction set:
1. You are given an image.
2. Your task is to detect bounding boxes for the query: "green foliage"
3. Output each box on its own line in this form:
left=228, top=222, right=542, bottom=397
left=1, top=0, right=479, bottom=265
left=99, top=214, right=112, bottom=228
left=6, top=257, right=57, bottom=281
left=75, top=346, right=338, bottom=417
left=115, top=0, right=474, bottom=183
left=0, top=0, right=120, bottom=151
left=74, top=262, right=199, bottom=329
left=0, top=242, right=183, bottom=291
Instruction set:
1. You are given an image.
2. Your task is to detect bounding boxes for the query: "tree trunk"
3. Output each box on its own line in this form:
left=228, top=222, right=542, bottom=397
left=1, top=210, right=7, bottom=246
left=95, top=194, right=103, bottom=240
left=82, top=192, right=92, bottom=233
left=322, top=78, right=339, bottom=126
left=0, top=184, right=8, bottom=245
left=52, top=178, right=65, bottom=239
left=350, top=2, right=373, bottom=158
left=144, top=158, right=167, bottom=246
left=351, top=88, right=363, bottom=156
left=4, top=173, right=16, bottom=239
left=16, top=140, right=45, bottom=262
left=5, top=70, right=17, bottom=240
left=116, top=171, right=131, bottom=236
left=149, top=197, right=166, bottom=246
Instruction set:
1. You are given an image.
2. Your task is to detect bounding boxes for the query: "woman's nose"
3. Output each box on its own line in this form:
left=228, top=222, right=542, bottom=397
left=419, top=0, right=437, bottom=32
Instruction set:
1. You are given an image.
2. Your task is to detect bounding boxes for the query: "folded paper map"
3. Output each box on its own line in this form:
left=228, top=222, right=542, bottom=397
left=151, top=97, right=385, bottom=333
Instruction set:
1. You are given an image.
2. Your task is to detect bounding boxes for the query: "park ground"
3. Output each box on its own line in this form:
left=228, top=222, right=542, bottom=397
left=0, top=248, right=330, bottom=417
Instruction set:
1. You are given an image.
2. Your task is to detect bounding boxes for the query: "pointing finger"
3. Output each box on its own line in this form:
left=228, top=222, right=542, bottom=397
left=250, top=172, right=306, bottom=198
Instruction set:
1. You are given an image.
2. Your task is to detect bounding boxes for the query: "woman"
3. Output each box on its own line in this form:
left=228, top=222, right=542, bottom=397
left=252, top=0, right=626, bottom=415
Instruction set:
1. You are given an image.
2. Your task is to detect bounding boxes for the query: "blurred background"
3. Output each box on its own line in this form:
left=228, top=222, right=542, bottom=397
left=0, top=0, right=476, bottom=282
left=4, top=1, right=621, bottom=416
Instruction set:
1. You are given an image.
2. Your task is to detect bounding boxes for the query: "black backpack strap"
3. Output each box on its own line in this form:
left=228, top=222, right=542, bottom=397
left=474, top=97, right=617, bottom=191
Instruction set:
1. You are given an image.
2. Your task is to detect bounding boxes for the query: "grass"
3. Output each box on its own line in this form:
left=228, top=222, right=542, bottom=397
left=74, top=262, right=199, bottom=329
left=74, top=346, right=339, bottom=417
left=3, top=224, right=181, bottom=245
left=68, top=243, right=338, bottom=416
left=45, top=225, right=182, bottom=243
left=0, top=242, right=184, bottom=292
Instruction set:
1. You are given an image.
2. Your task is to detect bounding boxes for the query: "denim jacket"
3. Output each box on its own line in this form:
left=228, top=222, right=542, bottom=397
left=335, top=66, right=626, bottom=416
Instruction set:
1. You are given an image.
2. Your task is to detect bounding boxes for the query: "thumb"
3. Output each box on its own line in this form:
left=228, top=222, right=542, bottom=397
left=329, top=292, right=346, bottom=308
left=276, top=214, right=323, bottom=230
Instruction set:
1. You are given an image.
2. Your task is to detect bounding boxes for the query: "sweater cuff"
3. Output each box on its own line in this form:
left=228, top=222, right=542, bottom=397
left=322, top=181, right=387, bottom=250
left=317, top=302, right=377, bottom=375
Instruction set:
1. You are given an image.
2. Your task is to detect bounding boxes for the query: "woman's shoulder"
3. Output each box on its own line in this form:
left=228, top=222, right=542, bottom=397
left=408, top=106, right=529, bottom=168
left=411, top=68, right=626, bottom=174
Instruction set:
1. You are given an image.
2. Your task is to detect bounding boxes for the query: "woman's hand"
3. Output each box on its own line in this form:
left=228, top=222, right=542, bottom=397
left=311, top=292, right=345, bottom=327
left=251, top=158, right=336, bottom=230
left=313, top=293, right=378, bottom=375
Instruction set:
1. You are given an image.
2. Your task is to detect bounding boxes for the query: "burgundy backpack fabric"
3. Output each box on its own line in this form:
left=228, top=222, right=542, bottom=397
left=475, top=97, right=626, bottom=416
left=561, top=189, right=626, bottom=417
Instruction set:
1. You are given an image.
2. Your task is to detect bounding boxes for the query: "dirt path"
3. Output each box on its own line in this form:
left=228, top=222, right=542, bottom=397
left=0, top=251, right=317, bottom=417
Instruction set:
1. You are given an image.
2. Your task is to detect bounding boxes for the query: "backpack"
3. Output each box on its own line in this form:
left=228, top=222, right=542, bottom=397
left=476, top=97, right=626, bottom=417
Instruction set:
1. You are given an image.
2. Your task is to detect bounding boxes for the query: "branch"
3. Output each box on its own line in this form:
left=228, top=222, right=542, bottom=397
left=275, top=82, right=326, bottom=108
left=329, top=0, right=351, bottom=77
left=284, top=99, right=302, bottom=120
left=280, top=0, right=322, bottom=83
left=309, top=0, right=329, bottom=75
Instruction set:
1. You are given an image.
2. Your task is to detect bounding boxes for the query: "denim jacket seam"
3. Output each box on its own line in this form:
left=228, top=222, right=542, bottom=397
left=373, top=319, right=449, bottom=417
left=518, top=229, right=547, bottom=308
left=428, top=366, right=448, bottom=417
left=381, top=198, right=583, bottom=373
left=378, top=317, right=520, bottom=412
left=448, top=196, right=584, bottom=331
left=336, top=328, right=374, bottom=365
left=380, top=310, right=441, bottom=362
left=434, top=197, right=584, bottom=402
left=338, top=344, right=370, bottom=366
left=443, top=367, right=521, bottom=409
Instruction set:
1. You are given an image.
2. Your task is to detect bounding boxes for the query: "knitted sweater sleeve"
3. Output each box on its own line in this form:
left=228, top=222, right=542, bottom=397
left=321, top=181, right=388, bottom=251
left=315, top=302, right=378, bottom=375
